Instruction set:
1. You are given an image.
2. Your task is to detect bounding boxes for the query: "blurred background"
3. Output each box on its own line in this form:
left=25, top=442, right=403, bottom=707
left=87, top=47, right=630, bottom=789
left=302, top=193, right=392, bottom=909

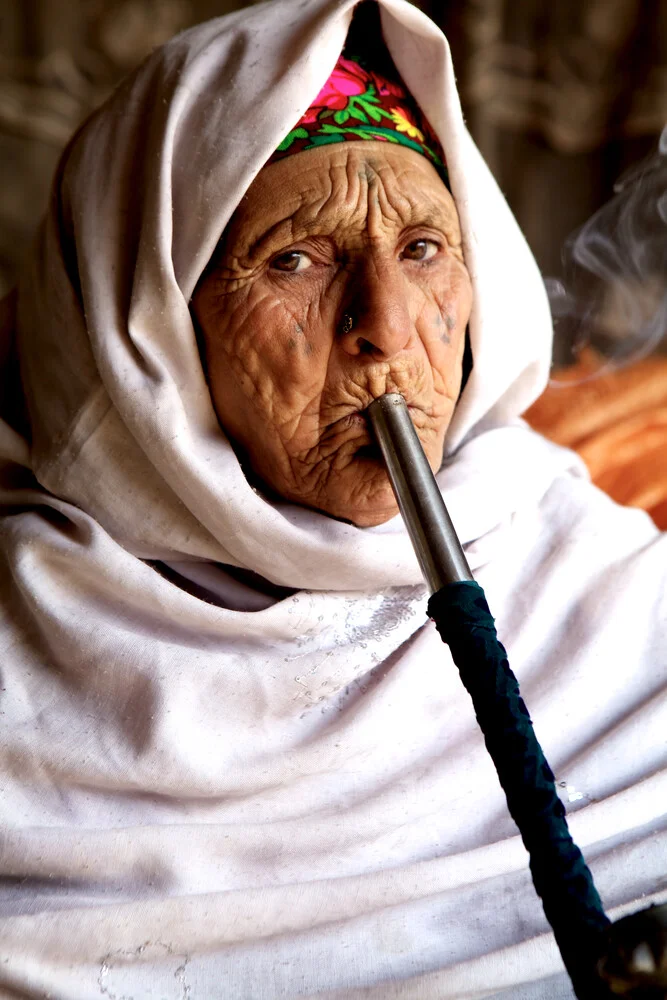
left=1, top=0, right=666, bottom=522
left=0, top=0, right=665, bottom=296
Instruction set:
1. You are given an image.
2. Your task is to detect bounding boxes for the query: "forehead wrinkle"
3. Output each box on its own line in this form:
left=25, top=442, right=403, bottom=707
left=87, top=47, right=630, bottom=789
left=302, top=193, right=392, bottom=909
left=368, top=169, right=409, bottom=237
left=359, top=163, right=457, bottom=243
left=238, top=152, right=460, bottom=261
left=243, top=175, right=352, bottom=258
left=314, top=156, right=447, bottom=243
left=234, top=168, right=332, bottom=257
left=241, top=175, right=359, bottom=257
left=392, top=181, right=458, bottom=233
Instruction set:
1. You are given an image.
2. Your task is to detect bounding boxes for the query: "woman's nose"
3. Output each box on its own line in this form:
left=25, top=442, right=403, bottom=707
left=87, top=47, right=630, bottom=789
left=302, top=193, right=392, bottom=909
left=338, top=256, right=414, bottom=360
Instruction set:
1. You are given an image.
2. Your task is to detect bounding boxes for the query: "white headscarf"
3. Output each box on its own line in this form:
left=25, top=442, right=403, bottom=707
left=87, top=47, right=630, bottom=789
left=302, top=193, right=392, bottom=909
left=10, top=0, right=559, bottom=586
left=1, top=0, right=665, bottom=997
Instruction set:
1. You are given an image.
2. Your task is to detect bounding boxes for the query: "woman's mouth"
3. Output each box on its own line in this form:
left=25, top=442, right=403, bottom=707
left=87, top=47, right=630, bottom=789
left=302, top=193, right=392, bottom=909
left=331, top=405, right=424, bottom=466
left=355, top=441, right=383, bottom=461
left=323, top=411, right=382, bottom=461
left=326, top=403, right=431, bottom=465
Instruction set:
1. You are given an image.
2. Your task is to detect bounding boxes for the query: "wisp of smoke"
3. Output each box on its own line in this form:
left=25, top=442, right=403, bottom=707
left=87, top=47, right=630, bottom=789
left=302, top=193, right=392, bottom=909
left=547, top=125, right=667, bottom=384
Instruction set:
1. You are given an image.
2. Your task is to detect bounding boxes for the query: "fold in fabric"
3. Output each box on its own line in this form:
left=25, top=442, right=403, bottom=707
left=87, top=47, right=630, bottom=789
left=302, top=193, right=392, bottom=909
left=0, top=0, right=665, bottom=997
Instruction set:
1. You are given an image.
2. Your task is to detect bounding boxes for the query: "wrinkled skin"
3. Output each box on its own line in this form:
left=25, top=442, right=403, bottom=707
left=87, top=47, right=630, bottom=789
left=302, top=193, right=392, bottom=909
left=192, top=142, right=473, bottom=527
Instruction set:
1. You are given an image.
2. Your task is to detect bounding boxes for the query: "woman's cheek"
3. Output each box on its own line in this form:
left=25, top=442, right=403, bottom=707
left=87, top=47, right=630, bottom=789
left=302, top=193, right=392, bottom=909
left=448, top=260, right=474, bottom=328
left=221, top=290, right=329, bottom=426
left=416, top=291, right=467, bottom=401
left=248, top=284, right=336, bottom=388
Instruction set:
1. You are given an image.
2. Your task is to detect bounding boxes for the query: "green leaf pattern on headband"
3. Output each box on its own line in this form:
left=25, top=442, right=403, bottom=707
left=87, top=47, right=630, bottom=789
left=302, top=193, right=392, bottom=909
left=270, top=55, right=447, bottom=183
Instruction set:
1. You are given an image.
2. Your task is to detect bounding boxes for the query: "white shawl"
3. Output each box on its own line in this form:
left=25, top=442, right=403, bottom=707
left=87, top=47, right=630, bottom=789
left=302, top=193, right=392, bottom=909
left=0, top=0, right=665, bottom=996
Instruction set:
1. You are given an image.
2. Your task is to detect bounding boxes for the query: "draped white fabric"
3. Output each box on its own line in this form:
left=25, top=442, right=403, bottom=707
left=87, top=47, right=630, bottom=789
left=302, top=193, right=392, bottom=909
left=0, top=0, right=665, bottom=996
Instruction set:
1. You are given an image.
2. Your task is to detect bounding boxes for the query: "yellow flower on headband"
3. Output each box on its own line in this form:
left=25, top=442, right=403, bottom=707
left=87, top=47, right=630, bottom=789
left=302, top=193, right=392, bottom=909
left=389, top=108, right=424, bottom=141
left=271, top=54, right=448, bottom=186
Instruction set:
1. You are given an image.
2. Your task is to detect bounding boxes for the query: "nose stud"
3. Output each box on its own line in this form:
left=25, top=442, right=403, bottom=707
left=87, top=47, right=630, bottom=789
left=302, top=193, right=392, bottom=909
left=340, top=312, right=354, bottom=335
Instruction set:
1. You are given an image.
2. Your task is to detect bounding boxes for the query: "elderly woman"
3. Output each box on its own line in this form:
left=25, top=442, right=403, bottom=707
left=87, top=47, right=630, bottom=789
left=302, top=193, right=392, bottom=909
left=0, top=0, right=665, bottom=997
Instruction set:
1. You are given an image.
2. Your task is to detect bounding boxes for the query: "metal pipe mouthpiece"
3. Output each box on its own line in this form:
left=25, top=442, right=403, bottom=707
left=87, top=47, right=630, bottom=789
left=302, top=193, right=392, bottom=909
left=368, top=393, right=473, bottom=593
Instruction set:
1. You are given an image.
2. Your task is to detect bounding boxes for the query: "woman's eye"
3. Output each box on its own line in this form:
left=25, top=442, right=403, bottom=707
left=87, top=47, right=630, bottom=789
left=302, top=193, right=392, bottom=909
left=401, top=239, right=439, bottom=262
left=270, top=251, right=313, bottom=272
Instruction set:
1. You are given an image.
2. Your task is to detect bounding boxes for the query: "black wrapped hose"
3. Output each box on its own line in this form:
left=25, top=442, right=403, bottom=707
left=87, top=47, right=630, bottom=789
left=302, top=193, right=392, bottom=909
left=427, top=580, right=610, bottom=997
left=368, top=392, right=666, bottom=999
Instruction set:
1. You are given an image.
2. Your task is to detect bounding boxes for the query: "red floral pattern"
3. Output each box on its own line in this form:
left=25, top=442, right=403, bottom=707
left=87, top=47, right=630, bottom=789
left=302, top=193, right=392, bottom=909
left=269, top=53, right=448, bottom=186
left=300, top=57, right=369, bottom=123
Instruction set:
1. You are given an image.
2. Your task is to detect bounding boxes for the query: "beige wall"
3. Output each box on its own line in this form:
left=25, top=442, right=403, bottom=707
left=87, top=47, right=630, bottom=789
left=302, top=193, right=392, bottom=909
left=1, top=0, right=665, bottom=300
left=0, top=0, right=247, bottom=295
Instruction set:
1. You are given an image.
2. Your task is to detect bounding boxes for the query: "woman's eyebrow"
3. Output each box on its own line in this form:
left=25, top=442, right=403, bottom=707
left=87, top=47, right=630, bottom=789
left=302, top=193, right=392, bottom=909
left=246, top=214, right=345, bottom=260
left=398, top=194, right=463, bottom=244
left=400, top=194, right=459, bottom=230
left=247, top=218, right=305, bottom=259
left=244, top=194, right=457, bottom=259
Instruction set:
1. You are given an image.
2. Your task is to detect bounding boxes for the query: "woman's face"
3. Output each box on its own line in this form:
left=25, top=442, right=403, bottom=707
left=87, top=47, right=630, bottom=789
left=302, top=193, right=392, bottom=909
left=192, top=142, right=473, bottom=527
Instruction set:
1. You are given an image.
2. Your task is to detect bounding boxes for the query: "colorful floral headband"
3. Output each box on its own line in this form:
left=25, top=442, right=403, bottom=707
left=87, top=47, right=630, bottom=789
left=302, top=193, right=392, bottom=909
left=269, top=52, right=448, bottom=185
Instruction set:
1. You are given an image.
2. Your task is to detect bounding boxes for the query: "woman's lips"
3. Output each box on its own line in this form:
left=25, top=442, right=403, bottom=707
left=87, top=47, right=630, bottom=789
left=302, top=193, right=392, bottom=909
left=343, top=405, right=427, bottom=462
left=338, top=403, right=424, bottom=426
left=345, top=411, right=369, bottom=429
left=324, top=411, right=381, bottom=460
left=326, top=404, right=430, bottom=463
left=329, top=405, right=426, bottom=458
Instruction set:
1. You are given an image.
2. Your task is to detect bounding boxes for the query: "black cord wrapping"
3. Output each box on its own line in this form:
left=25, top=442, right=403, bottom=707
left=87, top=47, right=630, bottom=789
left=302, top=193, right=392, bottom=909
left=427, top=580, right=613, bottom=998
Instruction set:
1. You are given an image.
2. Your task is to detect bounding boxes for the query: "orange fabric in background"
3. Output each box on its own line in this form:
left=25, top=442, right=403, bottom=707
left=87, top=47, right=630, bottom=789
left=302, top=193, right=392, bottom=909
left=524, top=350, right=667, bottom=529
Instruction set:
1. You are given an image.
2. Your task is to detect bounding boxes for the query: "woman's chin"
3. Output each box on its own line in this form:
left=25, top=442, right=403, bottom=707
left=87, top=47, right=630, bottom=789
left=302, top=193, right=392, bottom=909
left=312, top=464, right=401, bottom=527
left=348, top=504, right=401, bottom=528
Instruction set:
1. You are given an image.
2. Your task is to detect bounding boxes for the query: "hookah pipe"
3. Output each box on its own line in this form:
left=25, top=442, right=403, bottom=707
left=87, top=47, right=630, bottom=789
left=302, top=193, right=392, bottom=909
left=367, top=393, right=667, bottom=999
